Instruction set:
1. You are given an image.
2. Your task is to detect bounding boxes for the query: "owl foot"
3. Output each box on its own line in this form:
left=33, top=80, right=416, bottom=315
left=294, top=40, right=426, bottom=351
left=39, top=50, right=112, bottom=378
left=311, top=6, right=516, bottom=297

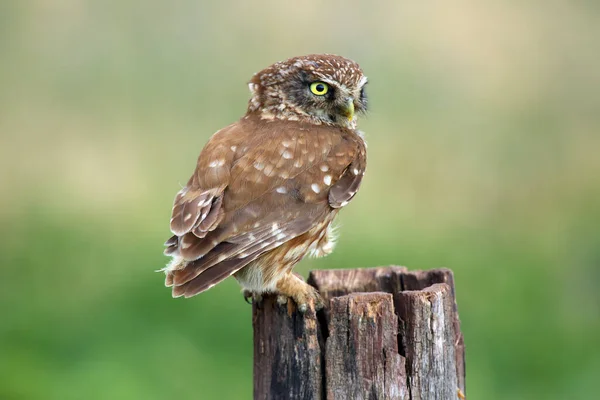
left=275, top=273, right=324, bottom=313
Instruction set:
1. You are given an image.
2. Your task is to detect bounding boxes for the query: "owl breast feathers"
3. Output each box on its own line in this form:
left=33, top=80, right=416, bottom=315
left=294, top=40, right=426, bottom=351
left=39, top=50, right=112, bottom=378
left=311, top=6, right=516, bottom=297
left=162, top=54, right=368, bottom=312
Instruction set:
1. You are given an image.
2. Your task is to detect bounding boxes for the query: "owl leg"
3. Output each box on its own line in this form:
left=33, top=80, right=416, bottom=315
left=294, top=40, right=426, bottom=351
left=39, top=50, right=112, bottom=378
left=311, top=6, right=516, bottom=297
left=275, top=272, right=324, bottom=313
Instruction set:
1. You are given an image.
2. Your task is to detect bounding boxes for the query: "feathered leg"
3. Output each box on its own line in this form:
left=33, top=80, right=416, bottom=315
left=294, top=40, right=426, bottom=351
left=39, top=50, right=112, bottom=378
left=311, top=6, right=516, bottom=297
left=275, top=272, right=324, bottom=313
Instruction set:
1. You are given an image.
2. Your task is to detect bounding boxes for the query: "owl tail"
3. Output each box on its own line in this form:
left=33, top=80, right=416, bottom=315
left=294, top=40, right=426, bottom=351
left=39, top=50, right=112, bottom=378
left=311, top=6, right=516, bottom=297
left=163, top=256, right=187, bottom=287
left=162, top=251, right=255, bottom=298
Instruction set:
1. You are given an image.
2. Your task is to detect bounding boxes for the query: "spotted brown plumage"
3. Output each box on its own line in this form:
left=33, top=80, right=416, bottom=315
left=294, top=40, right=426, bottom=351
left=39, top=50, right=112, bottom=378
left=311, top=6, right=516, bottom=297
left=162, top=54, right=368, bottom=311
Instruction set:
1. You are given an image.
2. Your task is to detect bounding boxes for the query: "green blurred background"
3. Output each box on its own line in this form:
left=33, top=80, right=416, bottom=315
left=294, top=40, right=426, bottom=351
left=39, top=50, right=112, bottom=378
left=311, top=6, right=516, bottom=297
left=1, top=1, right=599, bottom=399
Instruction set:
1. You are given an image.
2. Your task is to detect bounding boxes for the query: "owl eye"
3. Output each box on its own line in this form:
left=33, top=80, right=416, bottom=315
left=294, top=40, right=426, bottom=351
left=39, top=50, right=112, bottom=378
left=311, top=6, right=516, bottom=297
left=310, top=82, right=329, bottom=96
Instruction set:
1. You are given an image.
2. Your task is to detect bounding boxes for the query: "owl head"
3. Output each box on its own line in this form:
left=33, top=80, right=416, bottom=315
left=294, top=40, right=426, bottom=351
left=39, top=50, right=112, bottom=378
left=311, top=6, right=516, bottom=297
left=247, top=54, right=368, bottom=129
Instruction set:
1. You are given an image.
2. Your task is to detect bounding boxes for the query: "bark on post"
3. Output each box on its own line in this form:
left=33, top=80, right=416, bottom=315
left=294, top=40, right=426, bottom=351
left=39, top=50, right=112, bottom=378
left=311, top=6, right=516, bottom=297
left=253, top=267, right=466, bottom=400
left=253, top=297, right=323, bottom=400
left=325, top=292, right=407, bottom=399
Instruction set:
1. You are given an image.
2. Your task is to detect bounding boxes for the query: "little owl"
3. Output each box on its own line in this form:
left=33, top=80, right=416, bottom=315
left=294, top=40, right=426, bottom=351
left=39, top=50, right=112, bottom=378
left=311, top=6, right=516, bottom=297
left=162, top=54, right=368, bottom=312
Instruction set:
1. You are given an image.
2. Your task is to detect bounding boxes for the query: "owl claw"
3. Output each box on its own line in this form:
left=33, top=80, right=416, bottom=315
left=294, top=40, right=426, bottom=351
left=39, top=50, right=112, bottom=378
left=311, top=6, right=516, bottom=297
left=275, top=274, right=325, bottom=313
left=298, top=302, right=309, bottom=313
left=276, top=294, right=310, bottom=313
left=243, top=290, right=263, bottom=308
left=243, top=290, right=253, bottom=304
left=292, top=293, right=324, bottom=313
left=276, top=295, right=289, bottom=305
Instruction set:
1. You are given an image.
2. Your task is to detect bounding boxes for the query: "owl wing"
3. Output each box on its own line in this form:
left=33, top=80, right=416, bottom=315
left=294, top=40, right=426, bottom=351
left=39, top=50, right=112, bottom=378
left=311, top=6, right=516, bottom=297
left=165, top=118, right=360, bottom=298
left=165, top=124, right=239, bottom=244
left=168, top=186, right=225, bottom=238
left=328, top=136, right=367, bottom=208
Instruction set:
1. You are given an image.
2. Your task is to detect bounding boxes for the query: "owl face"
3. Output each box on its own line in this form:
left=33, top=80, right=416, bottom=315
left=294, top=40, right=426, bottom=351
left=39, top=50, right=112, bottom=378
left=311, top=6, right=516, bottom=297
left=248, top=54, right=368, bottom=129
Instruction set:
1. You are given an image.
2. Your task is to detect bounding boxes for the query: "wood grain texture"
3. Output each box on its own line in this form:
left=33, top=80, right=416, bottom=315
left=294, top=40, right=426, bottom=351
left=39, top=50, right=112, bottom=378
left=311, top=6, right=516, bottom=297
left=396, top=283, right=459, bottom=400
left=326, top=292, right=407, bottom=400
left=308, top=266, right=407, bottom=303
left=399, top=268, right=466, bottom=395
left=253, top=267, right=466, bottom=400
left=253, top=296, right=323, bottom=400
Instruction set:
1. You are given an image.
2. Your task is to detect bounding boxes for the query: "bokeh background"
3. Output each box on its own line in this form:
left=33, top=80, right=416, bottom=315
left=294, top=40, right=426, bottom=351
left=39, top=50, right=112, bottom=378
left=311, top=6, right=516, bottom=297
left=1, top=1, right=599, bottom=399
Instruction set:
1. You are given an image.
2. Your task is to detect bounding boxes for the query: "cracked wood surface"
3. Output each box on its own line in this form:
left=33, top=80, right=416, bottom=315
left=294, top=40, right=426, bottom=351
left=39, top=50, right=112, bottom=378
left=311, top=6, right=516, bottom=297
left=253, top=267, right=465, bottom=400
left=253, top=297, right=323, bottom=400
left=326, top=292, right=407, bottom=400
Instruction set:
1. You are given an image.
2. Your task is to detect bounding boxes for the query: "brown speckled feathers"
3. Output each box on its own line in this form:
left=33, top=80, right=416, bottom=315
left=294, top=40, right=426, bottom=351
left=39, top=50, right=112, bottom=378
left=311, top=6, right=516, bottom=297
left=164, top=114, right=366, bottom=297
left=163, top=54, right=368, bottom=303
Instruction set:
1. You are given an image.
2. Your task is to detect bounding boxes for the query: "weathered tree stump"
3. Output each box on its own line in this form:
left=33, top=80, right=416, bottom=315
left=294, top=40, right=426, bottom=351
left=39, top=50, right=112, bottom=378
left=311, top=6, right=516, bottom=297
left=253, top=266, right=466, bottom=400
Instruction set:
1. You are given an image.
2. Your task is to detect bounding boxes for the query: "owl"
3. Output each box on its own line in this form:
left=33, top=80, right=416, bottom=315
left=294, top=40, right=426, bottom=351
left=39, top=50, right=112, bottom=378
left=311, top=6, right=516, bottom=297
left=162, top=54, right=368, bottom=312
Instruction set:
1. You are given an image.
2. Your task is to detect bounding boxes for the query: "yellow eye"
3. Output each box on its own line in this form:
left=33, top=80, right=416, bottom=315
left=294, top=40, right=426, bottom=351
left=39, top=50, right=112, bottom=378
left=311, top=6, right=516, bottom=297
left=310, top=82, right=329, bottom=96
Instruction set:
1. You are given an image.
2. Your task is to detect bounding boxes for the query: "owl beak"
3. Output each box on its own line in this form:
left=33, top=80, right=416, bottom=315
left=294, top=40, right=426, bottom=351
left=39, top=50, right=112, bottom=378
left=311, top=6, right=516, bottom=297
left=343, top=99, right=355, bottom=121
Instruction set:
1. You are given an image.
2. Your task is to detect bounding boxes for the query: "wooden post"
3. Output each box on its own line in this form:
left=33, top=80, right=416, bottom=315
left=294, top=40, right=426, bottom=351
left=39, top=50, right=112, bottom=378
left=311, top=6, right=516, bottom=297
left=253, top=266, right=466, bottom=400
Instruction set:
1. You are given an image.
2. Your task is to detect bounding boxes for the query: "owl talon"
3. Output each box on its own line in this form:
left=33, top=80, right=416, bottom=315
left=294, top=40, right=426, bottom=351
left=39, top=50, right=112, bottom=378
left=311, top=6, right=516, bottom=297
left=314, top=296, right=325, bottom=311
left=275, top=273, right=325, bottom=313
left=276, top=295, right=312, bottom=313
left=298, top=303, right=309, bottom=313
left=243, top=290, right=253, bottom=304
left=242, top=290, right=263, bottom=309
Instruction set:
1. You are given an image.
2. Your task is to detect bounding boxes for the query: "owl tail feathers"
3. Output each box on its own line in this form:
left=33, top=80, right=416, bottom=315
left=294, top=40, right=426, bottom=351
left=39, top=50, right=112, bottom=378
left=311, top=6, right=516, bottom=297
left=167, top=255, right=257, bottom=299
left=159, top=253, right=236, bottom=298
left=160, top=256, right=187, bottom=288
